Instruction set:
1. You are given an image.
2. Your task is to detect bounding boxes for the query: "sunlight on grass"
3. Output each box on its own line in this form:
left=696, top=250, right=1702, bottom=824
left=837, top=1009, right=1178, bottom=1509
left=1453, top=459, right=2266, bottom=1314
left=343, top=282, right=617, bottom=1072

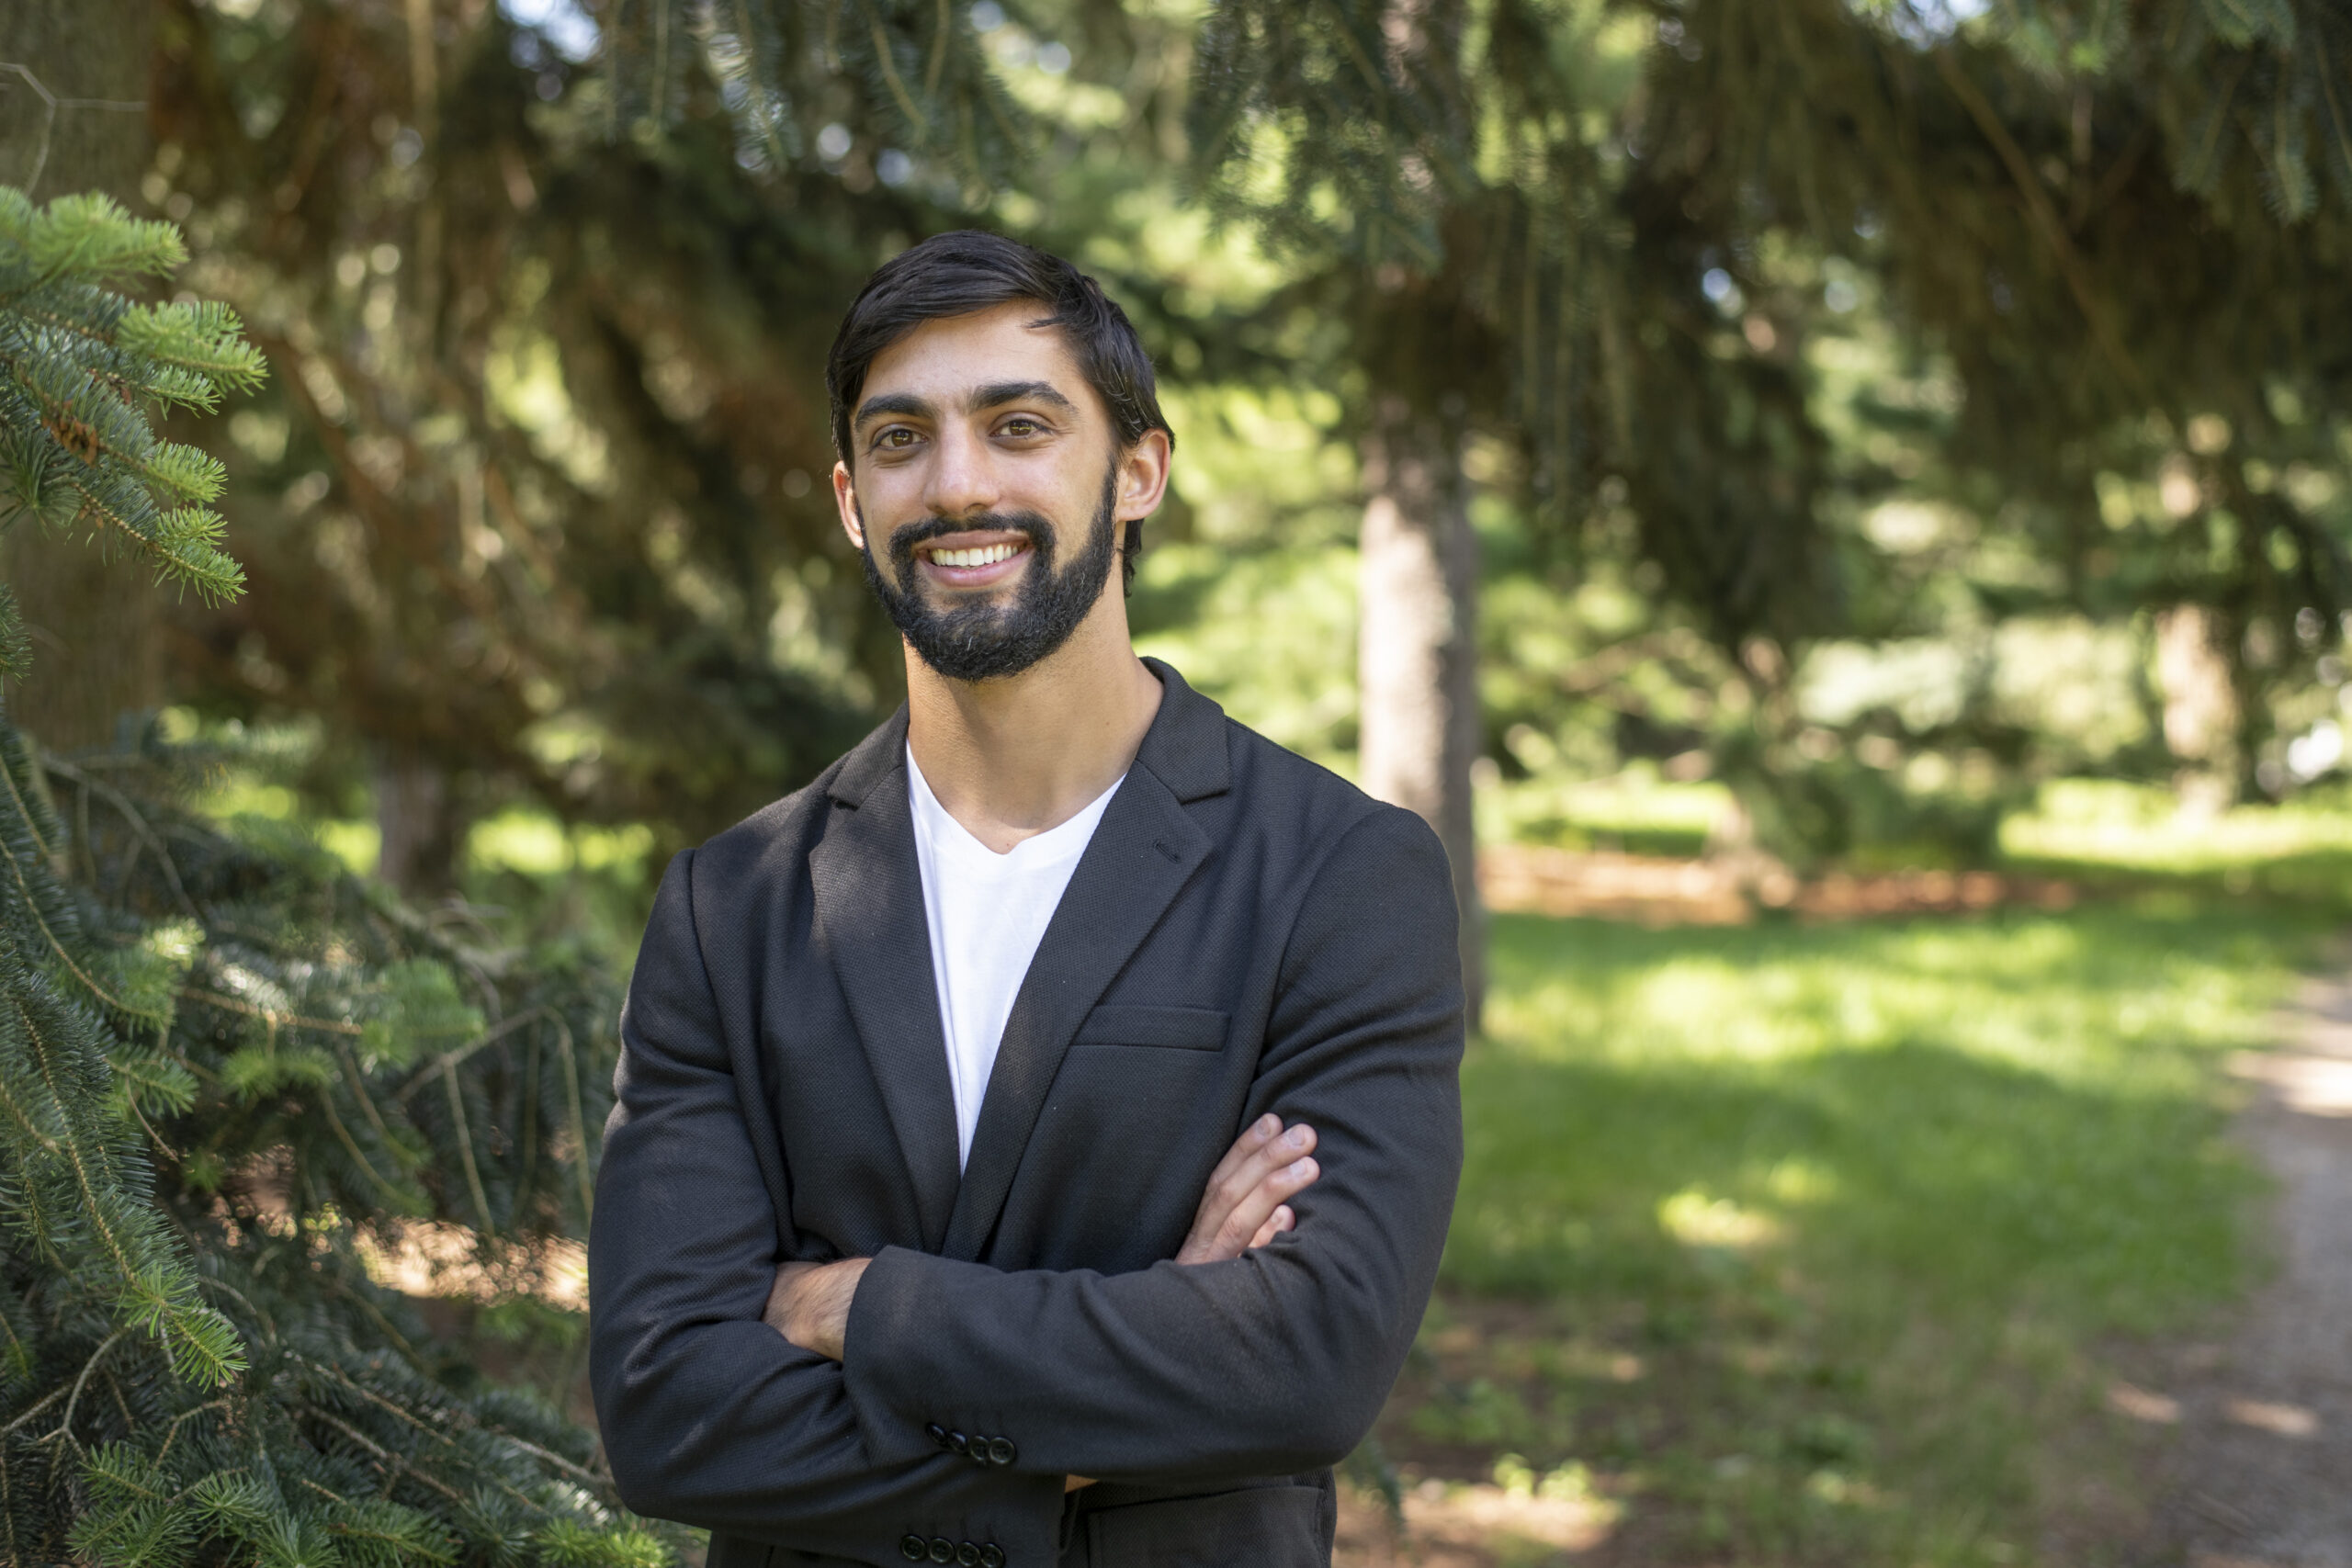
left=1480, top=765, right=1734, bottom=855
left=1463, top=908, right=2303, bottom=1311
left=2006, top=777, right=2352, bottom=873
left=1397, top=903, right=2334, bottom=1567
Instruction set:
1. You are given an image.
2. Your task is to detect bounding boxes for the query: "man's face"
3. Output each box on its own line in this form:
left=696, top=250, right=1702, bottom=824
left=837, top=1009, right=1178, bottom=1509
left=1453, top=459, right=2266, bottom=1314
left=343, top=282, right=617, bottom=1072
left=833, top=301, right=1149, bottom=683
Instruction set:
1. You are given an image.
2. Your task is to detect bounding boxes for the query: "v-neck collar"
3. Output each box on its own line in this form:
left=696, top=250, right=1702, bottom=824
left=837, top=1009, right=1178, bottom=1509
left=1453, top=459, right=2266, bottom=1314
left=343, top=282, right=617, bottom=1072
left=904, top=743, right=1123, bottom=873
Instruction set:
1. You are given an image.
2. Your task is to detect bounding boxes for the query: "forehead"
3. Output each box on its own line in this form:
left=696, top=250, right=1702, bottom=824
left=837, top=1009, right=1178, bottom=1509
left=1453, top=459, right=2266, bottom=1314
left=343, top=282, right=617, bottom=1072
left=859, top=299, right=1092, bottom=411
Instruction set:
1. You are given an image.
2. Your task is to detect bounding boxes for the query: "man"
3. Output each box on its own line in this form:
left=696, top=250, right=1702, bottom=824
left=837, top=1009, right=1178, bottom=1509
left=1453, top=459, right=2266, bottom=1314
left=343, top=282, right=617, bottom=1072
left=589, top=231, right=1464, bottom=1568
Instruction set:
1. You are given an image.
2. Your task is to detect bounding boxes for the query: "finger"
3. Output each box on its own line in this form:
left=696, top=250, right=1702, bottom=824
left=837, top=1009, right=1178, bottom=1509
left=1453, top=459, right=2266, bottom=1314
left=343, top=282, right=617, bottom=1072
left=1185, top=1117, right=1302, bottom=1239
left=1185, top=1123, right=1317, bottom=1259
left=1212, top=1122, right=1317, bottom=1215
left=1179, top=1147, right=1314, bottom=1266
left=1179, top=1122, right=1317, bottom=1264
left=1208, top=1155, right=1317, bottom=1260
left=1197, top=1113, right=1283, bottom=1207
left=1247, top=1203, right=1295, bottom=1250
left=1199, top=1123, right=1315, bottom=1244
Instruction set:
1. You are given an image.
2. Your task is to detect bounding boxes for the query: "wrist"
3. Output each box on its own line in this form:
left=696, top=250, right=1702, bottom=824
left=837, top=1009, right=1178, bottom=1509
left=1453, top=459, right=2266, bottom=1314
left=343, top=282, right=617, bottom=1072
left=811, top=1256, right=870, bottom=1360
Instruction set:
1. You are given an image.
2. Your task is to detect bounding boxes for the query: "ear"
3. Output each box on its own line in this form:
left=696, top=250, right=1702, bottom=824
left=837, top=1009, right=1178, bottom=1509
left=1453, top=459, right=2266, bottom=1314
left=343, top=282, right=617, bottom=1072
left=831, top=460, right=865, bottom=551
left=1114, top=428, right=1171, bottom=524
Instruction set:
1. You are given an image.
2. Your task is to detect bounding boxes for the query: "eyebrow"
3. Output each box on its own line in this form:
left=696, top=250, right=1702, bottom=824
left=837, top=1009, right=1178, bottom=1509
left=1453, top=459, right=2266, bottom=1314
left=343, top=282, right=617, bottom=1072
left=853, top=391, right=935, bottom=430
left=968, top=379, right=1077, bottom=416
left=853, top=379, right=1079, bottom=432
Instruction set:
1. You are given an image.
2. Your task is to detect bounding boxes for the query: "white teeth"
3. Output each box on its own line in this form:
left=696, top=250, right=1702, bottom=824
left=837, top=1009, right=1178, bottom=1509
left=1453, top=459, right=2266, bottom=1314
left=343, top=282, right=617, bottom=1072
left=932, top=543, right=1020, bottom=569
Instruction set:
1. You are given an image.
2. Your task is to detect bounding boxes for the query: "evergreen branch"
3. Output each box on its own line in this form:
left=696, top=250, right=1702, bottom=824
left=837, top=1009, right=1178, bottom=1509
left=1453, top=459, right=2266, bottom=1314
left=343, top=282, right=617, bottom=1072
left=49, top=1326, right=130, bottom=1453
left=553, top=1012, right=594, bottom=1223
left=493, top=1431, right=610, bottom=1491
left=924, top=0, right=950, bottom=101
left=441, top=1062, right=496, bottom=1235
left=113, top=300, right=268, bottom=401
left=1931, top=49, right=2153, bottom=406
left=317, top=1089, right=413, bottom=1208
left=36, top=755, right=199, bottom=922
left=2311, top=30, right=2352, bottom=197
left=302, top=1408, right=467, bottom=1506
left=0, top=1383, right=65, bottom=1438
left=0, top=789, right=143, bottom=1018
left=149, top=1396, right=233, bottom=1467
left=0, top=192, right=185, bottom=288
left=179, top=987, right=367, bottom=1037
left=869, top=12, right=929, bottom=132
left=337, top=1042, right=404, bottom=1148
left=394, top=1009, right=549, bottom=1102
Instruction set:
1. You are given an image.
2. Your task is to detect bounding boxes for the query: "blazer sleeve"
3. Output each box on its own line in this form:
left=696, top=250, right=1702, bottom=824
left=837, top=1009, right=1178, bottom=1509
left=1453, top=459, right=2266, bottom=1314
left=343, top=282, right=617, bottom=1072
left=588, top=852, right=1067, bottom=1564
left=839, top=806, right=1466, bottom=1483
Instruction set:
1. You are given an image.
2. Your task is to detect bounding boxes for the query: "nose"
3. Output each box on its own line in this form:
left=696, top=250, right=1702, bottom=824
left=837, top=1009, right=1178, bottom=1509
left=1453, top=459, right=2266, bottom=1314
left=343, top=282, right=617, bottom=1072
left=921, top=423, right=1001, bottom=521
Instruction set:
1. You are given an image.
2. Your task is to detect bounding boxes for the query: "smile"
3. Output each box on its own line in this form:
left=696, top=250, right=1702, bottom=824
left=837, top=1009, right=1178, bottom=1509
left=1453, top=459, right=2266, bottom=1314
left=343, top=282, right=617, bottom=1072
left=926, top=542, right=1025, bottom=568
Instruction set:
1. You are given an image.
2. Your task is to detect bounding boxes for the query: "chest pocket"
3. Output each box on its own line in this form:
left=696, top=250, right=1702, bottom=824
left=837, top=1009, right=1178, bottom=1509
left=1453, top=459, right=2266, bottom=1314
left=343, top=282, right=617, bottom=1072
left=1075, top=1004, right=1227, bottom=1051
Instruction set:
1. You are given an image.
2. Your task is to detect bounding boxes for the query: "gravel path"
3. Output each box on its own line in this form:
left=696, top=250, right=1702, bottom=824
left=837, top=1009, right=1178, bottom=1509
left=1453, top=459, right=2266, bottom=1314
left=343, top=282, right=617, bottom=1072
left=2146, top=966, right=2352, bottom=1568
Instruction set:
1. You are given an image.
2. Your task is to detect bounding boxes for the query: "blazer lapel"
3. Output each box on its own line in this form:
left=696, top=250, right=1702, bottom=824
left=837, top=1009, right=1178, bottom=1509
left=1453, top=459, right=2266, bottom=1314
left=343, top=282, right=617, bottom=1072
left=808, top=713, right=963, bottom=1252
left=941, top=663, right=1230, bottom=1260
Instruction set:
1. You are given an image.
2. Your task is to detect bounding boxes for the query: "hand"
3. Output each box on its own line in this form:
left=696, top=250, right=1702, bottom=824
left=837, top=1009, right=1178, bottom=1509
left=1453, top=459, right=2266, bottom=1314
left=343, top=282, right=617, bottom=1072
left=762, top=1257, right=870, bottom=1361
left=1175, top=1113, right=1318, bottom=1265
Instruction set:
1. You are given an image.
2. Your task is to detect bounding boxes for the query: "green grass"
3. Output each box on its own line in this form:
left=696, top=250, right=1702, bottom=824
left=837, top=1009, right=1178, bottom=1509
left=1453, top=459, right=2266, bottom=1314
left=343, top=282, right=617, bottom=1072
left=2003, top=778, right=2352, bottom=911
left=1374, top=901, right=2334, bottom=1567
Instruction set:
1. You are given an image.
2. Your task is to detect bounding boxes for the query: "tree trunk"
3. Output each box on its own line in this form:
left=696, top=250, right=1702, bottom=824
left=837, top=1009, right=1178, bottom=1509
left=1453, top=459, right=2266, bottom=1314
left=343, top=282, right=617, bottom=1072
left=0, top=0, right=159, bottom=752
left=375, top=750, right=464, bottom=901
left=1359, top=395, right=1485, bottom=1029
left=2154, top=604, right=2240, bottom=816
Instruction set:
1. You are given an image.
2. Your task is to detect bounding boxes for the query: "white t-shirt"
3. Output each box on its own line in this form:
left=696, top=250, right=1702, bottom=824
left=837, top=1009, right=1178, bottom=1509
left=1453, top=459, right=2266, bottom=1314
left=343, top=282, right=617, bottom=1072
left=908, top=746, right=1123, bottom=1169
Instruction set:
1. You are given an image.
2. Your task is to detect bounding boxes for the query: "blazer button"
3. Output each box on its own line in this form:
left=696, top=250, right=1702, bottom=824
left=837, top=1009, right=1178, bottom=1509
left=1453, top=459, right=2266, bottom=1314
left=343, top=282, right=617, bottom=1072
left=925, top=1423, right=948, bottom=1449
left=986, top=1437, right=1016, bottom=1466
left=979, top=1546, right=1004, bottom=1568
left=928, top=1540, right=956, bottom=1564
left=899, top=1537, right=927, bottom=1562
left=946, top=1431, right=969, bottom=1456
left=956, top=1545, right=981, bottom=1567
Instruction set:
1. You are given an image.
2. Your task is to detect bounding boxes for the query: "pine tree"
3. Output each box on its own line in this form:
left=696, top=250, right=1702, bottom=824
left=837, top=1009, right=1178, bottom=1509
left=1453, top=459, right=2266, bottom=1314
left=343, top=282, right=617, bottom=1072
left=150, top=0, right=896, bottom=897
left=0, top=186, right=661, bottom=1568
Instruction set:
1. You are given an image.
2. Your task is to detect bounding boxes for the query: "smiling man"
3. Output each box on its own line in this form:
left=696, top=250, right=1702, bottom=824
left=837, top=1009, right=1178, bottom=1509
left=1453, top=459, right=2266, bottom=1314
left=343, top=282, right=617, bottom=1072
left=589, top=231, right=1464, bottom=1568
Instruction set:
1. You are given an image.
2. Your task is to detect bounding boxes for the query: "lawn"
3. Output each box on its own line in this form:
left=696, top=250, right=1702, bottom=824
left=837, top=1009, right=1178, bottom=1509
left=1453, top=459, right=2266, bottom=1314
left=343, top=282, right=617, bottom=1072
left=1363, top=900, right=2335, bottom=1567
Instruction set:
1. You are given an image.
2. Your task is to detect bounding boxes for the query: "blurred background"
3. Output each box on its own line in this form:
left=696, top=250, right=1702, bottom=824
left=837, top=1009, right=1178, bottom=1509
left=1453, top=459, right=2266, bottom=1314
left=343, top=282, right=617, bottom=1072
left=6, top=0, right=2352, bottom=1562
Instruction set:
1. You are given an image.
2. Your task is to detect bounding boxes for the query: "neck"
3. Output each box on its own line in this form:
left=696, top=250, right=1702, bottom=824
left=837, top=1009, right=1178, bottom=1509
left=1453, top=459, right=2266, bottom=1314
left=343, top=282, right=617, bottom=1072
left=905, top=595, right=1163, bottom=854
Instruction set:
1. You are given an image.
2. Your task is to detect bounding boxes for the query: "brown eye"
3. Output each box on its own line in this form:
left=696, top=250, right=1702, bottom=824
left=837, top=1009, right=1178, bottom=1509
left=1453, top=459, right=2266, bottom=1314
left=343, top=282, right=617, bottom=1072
left=1001, top=418, right=1042, bottom=436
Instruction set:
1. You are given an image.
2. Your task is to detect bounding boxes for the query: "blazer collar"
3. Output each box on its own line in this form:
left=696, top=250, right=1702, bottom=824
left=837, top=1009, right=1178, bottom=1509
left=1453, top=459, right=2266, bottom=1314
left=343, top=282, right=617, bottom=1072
left=811, top=660, right=1232, bottom=1259
left=825, top=703, right=911, bottom=809
left=1132, top=658, right=1230, bottom=804
left=808, top=714, right=961, bottom=1251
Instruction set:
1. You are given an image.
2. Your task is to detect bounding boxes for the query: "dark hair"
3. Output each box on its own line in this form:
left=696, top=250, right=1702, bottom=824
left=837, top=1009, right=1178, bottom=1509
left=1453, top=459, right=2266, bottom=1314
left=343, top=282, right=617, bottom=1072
left=826, top=231, right=1172, bottom=582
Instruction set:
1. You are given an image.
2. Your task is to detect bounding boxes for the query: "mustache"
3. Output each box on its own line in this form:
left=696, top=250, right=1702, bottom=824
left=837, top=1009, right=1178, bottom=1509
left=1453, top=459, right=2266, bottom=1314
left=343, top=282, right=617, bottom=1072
left=885, top=511, right=1052, bottom=567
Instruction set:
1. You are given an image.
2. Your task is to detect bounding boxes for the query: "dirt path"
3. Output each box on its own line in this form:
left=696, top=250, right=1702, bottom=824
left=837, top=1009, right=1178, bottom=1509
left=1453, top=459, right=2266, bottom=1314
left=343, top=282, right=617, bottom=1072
left=2143, top=965, right=2352, bottom=1568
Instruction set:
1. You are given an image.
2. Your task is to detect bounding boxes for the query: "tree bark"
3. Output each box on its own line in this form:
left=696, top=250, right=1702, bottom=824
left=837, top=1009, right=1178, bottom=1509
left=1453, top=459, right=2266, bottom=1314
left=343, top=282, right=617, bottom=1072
left=2154, top=603, right=2241, bottom=816
left=1359, top=395, right=1485, bottom=1029
left=0, top=0, right=160, bottom=752
left=375, top=750, right=464, bottom=901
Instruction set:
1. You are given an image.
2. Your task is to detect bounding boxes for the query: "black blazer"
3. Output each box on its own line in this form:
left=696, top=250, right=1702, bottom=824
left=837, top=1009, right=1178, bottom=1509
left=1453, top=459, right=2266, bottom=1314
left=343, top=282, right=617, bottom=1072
left=589, top=660, right=1464, bottom=1568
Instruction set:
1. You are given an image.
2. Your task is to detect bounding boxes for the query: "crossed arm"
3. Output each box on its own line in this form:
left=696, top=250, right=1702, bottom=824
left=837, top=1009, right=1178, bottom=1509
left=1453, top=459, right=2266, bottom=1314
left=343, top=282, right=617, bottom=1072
left=763, top=1111, right=1321, bottom=1356
left=763, top=1112, right=1325, bottom=1490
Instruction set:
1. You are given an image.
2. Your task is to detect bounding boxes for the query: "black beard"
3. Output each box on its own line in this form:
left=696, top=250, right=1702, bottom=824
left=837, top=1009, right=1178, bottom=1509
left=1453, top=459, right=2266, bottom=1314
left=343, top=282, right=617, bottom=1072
left=859, top=467, right=1119, bottom=682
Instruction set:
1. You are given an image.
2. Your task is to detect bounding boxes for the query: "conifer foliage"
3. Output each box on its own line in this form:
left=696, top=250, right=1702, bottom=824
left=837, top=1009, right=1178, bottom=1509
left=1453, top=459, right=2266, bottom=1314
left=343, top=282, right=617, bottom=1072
left=0, top=187, right=657, bottom=1568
